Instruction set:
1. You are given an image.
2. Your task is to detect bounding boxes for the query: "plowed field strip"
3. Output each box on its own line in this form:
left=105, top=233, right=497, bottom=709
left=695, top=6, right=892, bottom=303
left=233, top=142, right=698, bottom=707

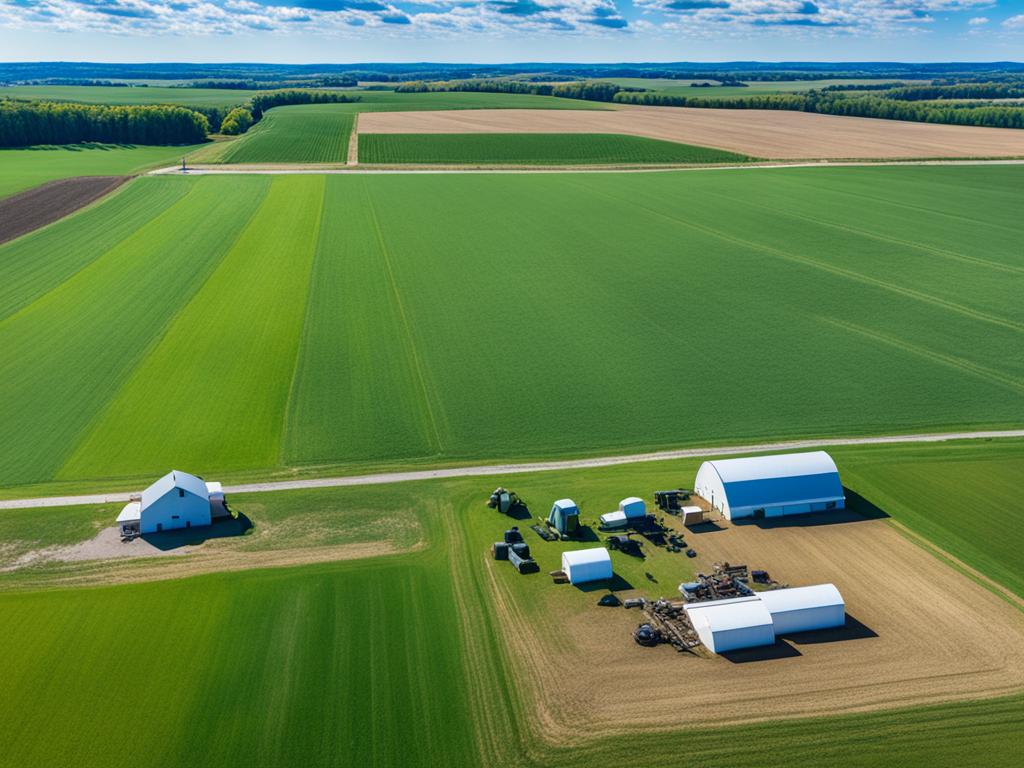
left=0, top=176, right=128, bottom=246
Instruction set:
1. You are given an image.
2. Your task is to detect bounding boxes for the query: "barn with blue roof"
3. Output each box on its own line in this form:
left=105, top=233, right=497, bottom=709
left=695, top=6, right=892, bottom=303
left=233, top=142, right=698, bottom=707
left=693, top=451, right=845, bottom=521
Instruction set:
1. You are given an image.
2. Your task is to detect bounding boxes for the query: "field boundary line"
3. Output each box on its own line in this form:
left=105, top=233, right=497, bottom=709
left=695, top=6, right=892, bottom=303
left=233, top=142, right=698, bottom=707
left=278, top=176, right=327, bottom=466
left=361, top=179, right=446, bottom=454
left=150, top=158, right=1024, bottom=176
left=560, top=176, right=1024, bottom=335
left=887, top=519, right=1024, bottom=611
left=819, top=317, right=1024, bottom=394
left=3, top=429, right=1024, bottom=510
left=698, top=186, right=1024, bottom=277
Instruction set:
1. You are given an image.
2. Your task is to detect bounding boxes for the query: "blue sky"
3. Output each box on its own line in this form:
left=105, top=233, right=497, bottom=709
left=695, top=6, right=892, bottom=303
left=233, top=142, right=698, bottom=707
left=1, top=0, right=1022, bottom=61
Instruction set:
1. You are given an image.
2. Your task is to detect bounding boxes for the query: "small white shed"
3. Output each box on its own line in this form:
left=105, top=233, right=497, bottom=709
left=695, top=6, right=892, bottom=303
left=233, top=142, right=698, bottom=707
left=684, top=595, right=776, bottom=653
left=561, top=547, right=613, bottom=585
left=758, top=584, right=846, bottom=635
left=619, top=497, right=646, bottom=519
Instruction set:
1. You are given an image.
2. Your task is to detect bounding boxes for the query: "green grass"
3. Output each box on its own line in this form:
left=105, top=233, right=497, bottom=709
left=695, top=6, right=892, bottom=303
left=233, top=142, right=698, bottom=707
left=1, top=166, right=1023, bottom=491
left=0, top=440, right=1022, bottom=766
left=605, top=77, right=915, bottom=99
left=358, top=133, right=750, bottom=165
left=210, top=105, right=354, bottom=164
left=0, top=143, right=203, bottom=199
left=0, top=84, right=257, bottom=107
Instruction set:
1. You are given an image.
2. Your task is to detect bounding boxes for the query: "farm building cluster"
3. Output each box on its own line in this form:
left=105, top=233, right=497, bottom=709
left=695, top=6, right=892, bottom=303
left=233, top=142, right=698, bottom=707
left=486, top=450, right=853, bottom=656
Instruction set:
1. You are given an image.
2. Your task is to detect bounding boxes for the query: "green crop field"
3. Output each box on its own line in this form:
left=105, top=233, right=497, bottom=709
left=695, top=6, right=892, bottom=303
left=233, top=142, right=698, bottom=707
left=1, top=440, right=1022, bottom=767
left=1, top=166, right=1023, bottom=493
left=0, top=84, right=258, bottom=107
left=358, top=133, right=750, bottom=165
left=0, top=143, right=203, bottom=199
left=605, top=77, right=916, bottom=99
left=209, top=105, right=354, bottom=164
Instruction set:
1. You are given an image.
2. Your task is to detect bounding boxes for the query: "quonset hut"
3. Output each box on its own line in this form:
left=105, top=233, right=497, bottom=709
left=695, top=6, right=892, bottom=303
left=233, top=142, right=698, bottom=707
left=693, top=451, right=845, bottom=521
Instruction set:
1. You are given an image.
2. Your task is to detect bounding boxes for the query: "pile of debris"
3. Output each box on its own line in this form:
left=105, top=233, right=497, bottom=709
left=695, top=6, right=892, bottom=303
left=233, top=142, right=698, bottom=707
left=653, top=490, right=690, bottom=514
left=633, top=598, right=701, bottom=651
left=679, top=562, right=754, bottom=602
left=491, top=527, right=540, bottom=574
left=486, top=487, right=521, bottom=515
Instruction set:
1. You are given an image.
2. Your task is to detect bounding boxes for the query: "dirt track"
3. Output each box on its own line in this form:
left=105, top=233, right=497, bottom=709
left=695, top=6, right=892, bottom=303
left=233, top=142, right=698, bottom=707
left=494, top=513, right=1024, bottom=739
left=0, top=176, right=128, bottom=245
left=358, top=107, right=1024, bottom=160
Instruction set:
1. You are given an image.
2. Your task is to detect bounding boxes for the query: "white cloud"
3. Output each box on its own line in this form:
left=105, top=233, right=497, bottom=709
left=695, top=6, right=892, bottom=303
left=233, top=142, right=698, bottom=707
left=1004, top=13, right=1024, bottom=29
left=967, top=15, right=987, bottom=24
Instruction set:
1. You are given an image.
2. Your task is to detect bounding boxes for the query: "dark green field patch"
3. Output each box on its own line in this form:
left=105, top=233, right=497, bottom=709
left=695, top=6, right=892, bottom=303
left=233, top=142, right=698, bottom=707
left=358, top=132, right=750, bottom=165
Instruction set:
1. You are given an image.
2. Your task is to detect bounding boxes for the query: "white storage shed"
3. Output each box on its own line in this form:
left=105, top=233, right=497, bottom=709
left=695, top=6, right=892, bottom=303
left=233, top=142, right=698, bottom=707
left=619, top=497, right=646, bottom=518
left=758, top=584, right=846, bottom=635
left=684, top=596, right=776, bottom=653
left=693, top=451, right=845, bottom=521
left=561, top=547, right=613, bottom=585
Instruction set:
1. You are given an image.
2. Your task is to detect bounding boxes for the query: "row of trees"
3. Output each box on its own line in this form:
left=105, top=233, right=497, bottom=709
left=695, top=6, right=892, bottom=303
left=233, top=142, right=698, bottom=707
left=612, top=90, right=1024, bottom=129
left=220, top=107, right=254, bottom=135
left=881, top=83, right=1024, bottom=101
left=393, top=79, right=635, bottom=103
left=0, top=100, right=209, bottom=147
left=249, top=89, right=359, bottom=119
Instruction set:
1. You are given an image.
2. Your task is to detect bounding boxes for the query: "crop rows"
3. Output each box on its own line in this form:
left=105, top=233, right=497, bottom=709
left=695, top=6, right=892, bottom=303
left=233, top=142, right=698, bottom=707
left=1, top=166, right=1022, bottom=489
left=358, top=132, right=750, bottom=165
left=215, top=105, right=355, bottom=164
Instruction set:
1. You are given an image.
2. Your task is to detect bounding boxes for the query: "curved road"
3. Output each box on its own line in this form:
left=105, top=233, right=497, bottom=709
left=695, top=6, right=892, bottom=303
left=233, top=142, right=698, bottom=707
left=2, top=429, right=1022, bottom=511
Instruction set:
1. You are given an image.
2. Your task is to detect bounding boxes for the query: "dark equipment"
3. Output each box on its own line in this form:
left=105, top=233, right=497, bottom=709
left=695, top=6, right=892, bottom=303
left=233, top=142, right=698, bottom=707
left=487, top=487, right=521, bottom=515
left=508, top=548, right=540, bottom=574
left=654, top=490, right=691, bottom=514
left=633, top=623, right=662, bottom=647
left=511, top=542, right=531, bottom=559
left=530, top=523, right=558, bottom=542
left=623, top=597, right=647, bottom=609
left=686, top=548, right=697, bottom=558
left=597, top=594, right=622, bottom=607
left=492, top=542, right=510, bottom=560
left=503, top=527, right=524, bottom=545
left=606, top=535, right=643, bottom=557
left=752, top=569, right=771, bottom=584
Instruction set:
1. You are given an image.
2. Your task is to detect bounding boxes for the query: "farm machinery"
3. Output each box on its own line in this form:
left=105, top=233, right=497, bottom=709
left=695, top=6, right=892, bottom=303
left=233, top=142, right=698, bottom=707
left=487, top=487, right=521, bottom=515
left=633, top=599, right=702, bottom=652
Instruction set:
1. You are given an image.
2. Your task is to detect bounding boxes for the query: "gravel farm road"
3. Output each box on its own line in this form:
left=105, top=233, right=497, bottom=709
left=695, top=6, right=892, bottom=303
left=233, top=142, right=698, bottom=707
left=2, top=429, right=1022, bottom=511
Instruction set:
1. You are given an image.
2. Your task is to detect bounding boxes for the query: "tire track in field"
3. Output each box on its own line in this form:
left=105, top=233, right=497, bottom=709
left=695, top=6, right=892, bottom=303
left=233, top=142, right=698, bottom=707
left=360, top=179, right=446, bottom=454
left=817, top=316, right=1024, bottom=395
left=698, top=187, right=1024, bottom=277
left=277, top=178, right=327, bottom=467
left=559, top=177, right=1024, bottom=335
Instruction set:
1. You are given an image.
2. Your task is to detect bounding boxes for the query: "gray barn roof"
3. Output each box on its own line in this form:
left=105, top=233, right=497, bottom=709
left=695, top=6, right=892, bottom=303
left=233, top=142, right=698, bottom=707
left=141, top=470, right=208, bottom=509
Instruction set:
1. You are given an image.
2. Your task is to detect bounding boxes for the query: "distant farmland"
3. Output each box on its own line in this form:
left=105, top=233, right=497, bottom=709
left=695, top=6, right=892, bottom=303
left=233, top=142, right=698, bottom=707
left=358, top=133, right=750, bottom=165
left=1, top=166, right=1023, bottom=490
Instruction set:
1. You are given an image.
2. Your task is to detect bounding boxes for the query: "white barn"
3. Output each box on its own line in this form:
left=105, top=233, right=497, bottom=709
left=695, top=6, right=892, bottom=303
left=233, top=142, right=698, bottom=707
left=684, top=596, right=776, bottom=653
left=117, top=470, right=225, bottom=536
left=561, top=547, right=613, bottom=585
left=694, top=451, right=845, bottom=521
left=758, top=583, right=845, bottom=634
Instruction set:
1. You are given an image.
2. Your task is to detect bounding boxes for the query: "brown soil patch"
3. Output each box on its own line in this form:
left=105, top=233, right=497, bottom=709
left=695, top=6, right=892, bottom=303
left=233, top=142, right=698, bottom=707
left=358, top=107, right=1024, bottom=160
left=0, top=176, right=128, bottom=245
left=491, top=514, right=1024, bottom=742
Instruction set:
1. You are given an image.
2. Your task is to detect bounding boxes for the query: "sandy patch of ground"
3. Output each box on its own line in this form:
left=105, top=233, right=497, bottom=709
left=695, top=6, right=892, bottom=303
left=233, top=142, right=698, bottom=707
left=492, top=512, right=1024, bottom=742
left=4, top=516, right=423, bottom=590
left=358, top=107, right=1024, bottom=160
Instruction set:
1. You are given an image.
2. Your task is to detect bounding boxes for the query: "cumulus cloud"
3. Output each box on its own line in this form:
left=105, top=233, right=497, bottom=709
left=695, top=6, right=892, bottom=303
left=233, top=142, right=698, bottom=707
left=1004, top=13, right=1024, bottom=29
left=0, top=0, right=998, bottom=36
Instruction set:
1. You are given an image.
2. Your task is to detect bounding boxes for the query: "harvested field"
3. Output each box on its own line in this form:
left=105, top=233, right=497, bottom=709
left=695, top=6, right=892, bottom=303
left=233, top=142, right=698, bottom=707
left=496, top=513, right=1024, bottom=737
left=358, top=106, right=1024, bottom=159
left=0, top=176, right=128, bottom=245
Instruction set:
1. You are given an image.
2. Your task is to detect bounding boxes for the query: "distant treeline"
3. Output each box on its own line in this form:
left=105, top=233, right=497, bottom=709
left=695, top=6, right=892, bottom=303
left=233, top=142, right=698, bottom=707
left=185, top=76, right=358, bottom=90
left=614, top=90, right=1024, bottom=129
left=0, top=100, right=209, bottom=147
left=394, top=79, right=640, bottom=102
left=1, top=89, right=360, bottom=147
left=821, top=82, right=907, bottom=92
left=249, top=90, right=358, bottom=119
left=882, top=83, right=1024, bottom=101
